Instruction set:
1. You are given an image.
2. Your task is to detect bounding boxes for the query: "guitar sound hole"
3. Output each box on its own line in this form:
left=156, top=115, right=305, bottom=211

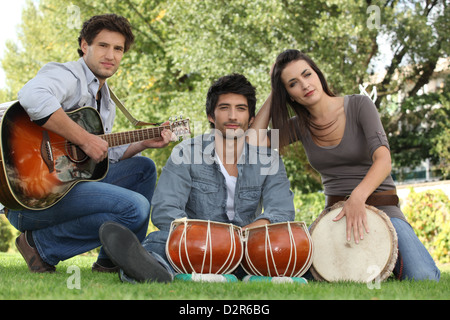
left=65, top=142, right=88, bottom=163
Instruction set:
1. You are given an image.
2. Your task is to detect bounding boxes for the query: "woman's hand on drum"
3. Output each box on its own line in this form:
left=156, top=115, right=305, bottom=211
left=333, top=197, right=369, bottom=244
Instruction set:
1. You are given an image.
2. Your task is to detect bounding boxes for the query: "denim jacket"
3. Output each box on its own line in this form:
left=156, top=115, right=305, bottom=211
left=151, top=133, right=295, bottom=231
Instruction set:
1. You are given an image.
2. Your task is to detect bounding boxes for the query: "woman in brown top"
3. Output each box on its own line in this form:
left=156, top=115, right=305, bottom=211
left=252, top=49, right=440, bottom=281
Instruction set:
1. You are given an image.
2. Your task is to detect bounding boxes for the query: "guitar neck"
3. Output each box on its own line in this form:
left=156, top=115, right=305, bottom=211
left=100, top=125, right=170, bottom=147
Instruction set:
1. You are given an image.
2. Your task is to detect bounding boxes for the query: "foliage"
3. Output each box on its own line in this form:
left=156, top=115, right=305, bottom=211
left=293, top=191, right=325, bottom=226
left=2, top=1, right=79, bottom=92
left=0, top=0, right=448, bottom=190
left=430, top=91, right=450, bottom=178
left=0, top=215, right=17, bottom=252
left=282, top=144, right=323, bottom=193
left=382, top=91, right=450, bottom=172
left=402, top=189, right=450, bottom=264
left=0, top=0, right=448, bottom=258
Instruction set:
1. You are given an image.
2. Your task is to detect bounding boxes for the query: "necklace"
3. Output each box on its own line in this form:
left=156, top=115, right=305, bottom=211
left=308, top=112, right=342, bottom=143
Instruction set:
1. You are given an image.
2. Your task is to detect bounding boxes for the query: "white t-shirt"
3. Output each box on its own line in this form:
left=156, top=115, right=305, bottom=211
left=216, top=156, right=237, bottom=221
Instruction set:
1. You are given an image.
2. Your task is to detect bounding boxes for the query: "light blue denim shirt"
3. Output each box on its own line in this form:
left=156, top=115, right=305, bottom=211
left=18, top=58, right=128, bottom=161
left=151, top=133, right=295, bottom=231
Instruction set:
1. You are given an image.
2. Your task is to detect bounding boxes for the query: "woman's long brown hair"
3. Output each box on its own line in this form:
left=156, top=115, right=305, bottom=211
left=270, top=50, right=335, bottom=152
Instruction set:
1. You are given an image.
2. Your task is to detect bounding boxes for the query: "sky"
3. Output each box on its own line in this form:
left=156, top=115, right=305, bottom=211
left=0, top=0, right=29, bottom=89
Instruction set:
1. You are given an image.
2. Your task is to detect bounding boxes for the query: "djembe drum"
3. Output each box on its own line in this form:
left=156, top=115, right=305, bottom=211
left=309, top=202, right=398, bottom=282
left=166, top=219, right=243, bottom=274
left=241, top=221, right=313, bottom=278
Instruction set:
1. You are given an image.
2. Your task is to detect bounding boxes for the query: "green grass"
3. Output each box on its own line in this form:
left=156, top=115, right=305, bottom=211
left=1, top=253, right=449, bottom=301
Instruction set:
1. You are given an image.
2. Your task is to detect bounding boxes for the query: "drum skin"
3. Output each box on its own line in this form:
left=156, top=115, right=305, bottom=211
left=309, top=202, right=398, bottom=283
left=166, top=219, right=243, bottom=274
left=241, top=222, right=313, bottom=277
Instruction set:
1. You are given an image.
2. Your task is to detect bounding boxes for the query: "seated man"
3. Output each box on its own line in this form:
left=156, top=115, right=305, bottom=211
left=99, top=74, right=295, bottom=282
left=6, top=14, right=172, bottom=274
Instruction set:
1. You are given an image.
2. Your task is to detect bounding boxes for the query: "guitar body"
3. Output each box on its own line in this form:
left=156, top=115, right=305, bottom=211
left=0, top=101, right=108, bottom=210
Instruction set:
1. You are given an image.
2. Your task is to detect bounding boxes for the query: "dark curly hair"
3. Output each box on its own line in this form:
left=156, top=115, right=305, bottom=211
left=206, top=74, right=257, bottom=128
left=77, top=14, right=135, bottom=57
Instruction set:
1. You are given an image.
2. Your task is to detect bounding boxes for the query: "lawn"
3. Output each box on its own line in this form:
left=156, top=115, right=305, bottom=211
left=1, top=253, right=448, bottom=303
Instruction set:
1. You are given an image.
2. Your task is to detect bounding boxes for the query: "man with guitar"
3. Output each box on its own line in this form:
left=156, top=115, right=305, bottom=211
left=98, top=74, right=295, bottom=283
left=5, top=14, right=173, bottom=273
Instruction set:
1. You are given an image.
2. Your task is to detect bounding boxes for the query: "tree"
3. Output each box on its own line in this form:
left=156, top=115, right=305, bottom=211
left=373, top=0, right=449, bottom=177
left=1, top=0, right=448, bottom=191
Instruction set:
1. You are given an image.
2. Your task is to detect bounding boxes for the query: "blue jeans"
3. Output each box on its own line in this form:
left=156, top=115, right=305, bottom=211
left=7, top=156, right=156, bottom=266
left=141, top=230, right=174, bottom=273
left=391, top=218, right=440, bottom=281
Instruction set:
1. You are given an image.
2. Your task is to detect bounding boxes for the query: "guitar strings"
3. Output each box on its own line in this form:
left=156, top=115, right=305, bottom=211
left=41, top=123, right=188, bottom=149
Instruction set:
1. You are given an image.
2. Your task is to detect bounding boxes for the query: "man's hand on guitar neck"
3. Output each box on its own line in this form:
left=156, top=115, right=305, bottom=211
left=120, top=121, right=174, bottom=160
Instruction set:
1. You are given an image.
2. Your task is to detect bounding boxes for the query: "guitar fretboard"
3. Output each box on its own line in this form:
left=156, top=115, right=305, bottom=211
left=99, top=125, right=171, bottom=147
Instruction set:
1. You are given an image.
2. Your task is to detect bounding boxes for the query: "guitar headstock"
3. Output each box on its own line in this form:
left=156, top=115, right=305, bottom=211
left=169, top=116, right=191, bottom=141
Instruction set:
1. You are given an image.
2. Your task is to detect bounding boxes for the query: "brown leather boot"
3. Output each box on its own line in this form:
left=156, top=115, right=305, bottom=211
left=15, top=232, right=56, bottom=273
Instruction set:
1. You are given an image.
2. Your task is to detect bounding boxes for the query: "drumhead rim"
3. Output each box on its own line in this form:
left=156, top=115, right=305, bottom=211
left=309, top=201, right=398, bottom=283
left=170, top=218, right=243, bottom=233
left=243, top=221, right=308, bottom=235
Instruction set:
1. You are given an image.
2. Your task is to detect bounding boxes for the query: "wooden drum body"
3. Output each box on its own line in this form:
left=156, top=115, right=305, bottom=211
left=309, top=202, right=398, bottom=282
left=241, top=221, right=313, bottom=277
left=166, top=219, right=243, bottom=274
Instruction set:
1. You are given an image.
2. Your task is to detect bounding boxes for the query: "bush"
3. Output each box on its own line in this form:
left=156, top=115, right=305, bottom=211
left=0, top=215, right=16, bottom=252
left=293, top=191, right=325, bottom=226
left=402, top=188, right=450, bottom=264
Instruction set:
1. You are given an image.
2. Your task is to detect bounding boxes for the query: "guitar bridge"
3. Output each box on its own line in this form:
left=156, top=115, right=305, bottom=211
left=41, top=131, right=54, bottom=173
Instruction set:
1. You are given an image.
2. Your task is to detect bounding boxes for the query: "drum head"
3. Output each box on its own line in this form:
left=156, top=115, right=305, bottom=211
left=309, top=202, right=398, bottom=282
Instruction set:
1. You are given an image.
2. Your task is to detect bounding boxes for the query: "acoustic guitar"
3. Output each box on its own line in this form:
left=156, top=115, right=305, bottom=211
left=0, top=101, right=190, bottom=210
